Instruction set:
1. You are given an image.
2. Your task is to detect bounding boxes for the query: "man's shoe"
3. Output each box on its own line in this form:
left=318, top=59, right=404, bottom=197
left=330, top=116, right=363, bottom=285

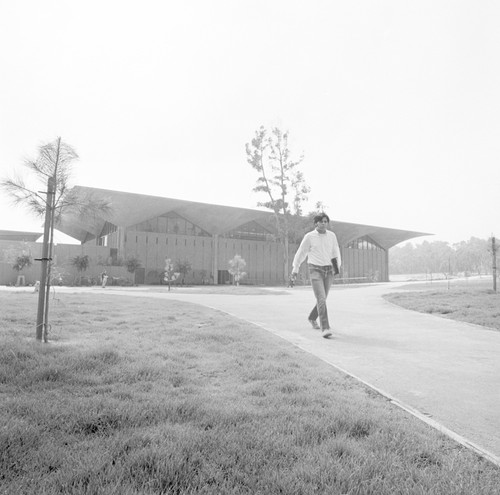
left=308, top=319, right=320, bottom=330
left=322, top=329, right=332, bottom=338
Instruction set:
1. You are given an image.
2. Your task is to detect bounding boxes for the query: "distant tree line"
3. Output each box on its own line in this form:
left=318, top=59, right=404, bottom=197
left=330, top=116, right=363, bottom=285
left=389, top=237, right=495, bottom=276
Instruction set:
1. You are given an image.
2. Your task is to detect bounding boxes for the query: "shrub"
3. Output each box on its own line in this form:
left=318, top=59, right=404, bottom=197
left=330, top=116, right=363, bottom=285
left=71, top=255, right=90, bottom=273
left=12, top=254, right=33, bottom=272
left=125, top=256, right=142, bottom=274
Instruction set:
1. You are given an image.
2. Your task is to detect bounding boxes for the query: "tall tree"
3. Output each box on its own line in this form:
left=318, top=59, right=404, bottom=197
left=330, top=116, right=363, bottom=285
left=454, top=237, right=490, bottom=275
left=389, top=237, right=495, bottom=278
left=246, top=126, right=310, bottom=280
left=1, top=137, right=110, bottom=342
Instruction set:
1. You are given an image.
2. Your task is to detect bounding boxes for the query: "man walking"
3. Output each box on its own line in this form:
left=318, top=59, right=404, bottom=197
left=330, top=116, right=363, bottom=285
left=291, top=213, right=341, bottom=338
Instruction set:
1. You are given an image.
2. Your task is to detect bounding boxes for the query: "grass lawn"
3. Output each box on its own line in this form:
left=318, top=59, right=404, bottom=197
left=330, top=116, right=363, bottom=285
left=384, top=278, right=500, bottom=331
left=1, top=289, right=500, bottom=494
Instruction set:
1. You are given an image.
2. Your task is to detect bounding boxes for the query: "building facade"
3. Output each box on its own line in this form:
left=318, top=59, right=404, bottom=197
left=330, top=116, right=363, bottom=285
left=50, top=186, right=430, bottom=285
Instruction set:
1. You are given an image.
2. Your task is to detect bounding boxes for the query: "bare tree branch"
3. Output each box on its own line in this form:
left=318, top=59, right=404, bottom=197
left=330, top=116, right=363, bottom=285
left=0, top=178, right=47, bottom=217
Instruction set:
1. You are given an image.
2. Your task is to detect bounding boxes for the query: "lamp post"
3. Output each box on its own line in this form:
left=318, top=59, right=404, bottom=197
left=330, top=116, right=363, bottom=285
left=492, top=236, right=497, bottom=293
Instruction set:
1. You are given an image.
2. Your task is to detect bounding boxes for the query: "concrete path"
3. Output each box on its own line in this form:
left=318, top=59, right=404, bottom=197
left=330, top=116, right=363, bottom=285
left=134, top=283, right=500, bottom=465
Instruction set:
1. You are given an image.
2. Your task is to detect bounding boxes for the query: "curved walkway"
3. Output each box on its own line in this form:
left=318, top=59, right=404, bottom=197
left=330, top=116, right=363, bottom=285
left=137, top=282, right=500, bottom=465
left=6, top=283, right=499, bottom=465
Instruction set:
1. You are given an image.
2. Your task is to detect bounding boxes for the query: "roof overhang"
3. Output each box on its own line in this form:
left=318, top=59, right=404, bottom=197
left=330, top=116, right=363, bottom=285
left=57, top=186, right=277, bottom=241
left=0, top=230, right=43, bottom=242
left=330, top=220, right=432, bottom=250
left=56, top=186, right=431, bottom=248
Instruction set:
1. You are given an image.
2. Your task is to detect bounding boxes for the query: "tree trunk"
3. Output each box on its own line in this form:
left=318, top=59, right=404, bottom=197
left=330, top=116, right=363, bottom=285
left=36, top=177, right=55, bottom=341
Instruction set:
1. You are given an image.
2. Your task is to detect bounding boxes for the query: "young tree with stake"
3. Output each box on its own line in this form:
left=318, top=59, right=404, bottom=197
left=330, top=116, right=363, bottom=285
left=228, top=255, right=247, bottom=286
left=1, top=138, right=110, bottom=342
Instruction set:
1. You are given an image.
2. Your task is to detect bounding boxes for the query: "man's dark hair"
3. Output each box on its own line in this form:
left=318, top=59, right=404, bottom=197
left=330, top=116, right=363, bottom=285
left=313, top=213, right=330, bottom=224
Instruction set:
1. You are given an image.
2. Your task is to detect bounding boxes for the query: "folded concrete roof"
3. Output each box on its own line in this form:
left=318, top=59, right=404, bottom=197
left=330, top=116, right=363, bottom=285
left=56, top=186, right=431, bottom=249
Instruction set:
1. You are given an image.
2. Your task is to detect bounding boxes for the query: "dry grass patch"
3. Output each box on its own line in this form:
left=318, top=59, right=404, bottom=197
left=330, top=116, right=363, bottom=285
left=1, top=290, right=499, bottom=494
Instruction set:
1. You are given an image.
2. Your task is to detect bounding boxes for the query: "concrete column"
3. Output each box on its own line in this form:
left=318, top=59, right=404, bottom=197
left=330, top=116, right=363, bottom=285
left=119, top=227, right=126, bottom=254
left=384, top=249, right=389, bottom=281
left=212, top=234, right=218, bottom=284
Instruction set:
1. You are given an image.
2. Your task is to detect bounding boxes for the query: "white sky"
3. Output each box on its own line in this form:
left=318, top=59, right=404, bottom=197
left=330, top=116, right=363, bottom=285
left=1, top=0, right=499, bottom=246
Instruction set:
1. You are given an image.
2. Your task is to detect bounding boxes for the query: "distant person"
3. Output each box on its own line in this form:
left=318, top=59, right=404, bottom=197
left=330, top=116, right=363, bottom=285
left=101, top=270, right=109, bottom=288
left=291, top=213, right=341, bottom=338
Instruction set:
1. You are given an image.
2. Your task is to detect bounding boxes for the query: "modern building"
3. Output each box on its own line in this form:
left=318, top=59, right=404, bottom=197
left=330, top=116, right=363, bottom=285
left=52, top=186, right=430, bottom=285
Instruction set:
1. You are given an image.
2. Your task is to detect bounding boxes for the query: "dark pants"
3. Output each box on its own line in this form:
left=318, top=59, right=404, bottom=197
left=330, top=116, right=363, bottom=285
left=307, top=264, right=334, bottom=330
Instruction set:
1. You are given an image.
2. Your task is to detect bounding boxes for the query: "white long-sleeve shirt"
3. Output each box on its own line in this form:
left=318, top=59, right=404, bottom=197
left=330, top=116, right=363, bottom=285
left=292, top=229, right=341, bottom=273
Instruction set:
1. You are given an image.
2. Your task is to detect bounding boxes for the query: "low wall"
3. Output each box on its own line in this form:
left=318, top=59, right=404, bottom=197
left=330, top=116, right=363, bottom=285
left=0, top=262, right=40, bottom=286
left=0, top=241, right=132, bottom=286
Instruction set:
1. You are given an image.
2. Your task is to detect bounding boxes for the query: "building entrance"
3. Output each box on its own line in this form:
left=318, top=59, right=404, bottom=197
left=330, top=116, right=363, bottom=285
left=217, top=269, right=230, bottom=285
left=135, top=267, right=145, bottom=284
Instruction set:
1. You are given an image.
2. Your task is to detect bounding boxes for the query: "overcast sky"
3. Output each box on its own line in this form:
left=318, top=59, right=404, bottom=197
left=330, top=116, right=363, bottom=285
left=1, top=1, right=499, bottom=245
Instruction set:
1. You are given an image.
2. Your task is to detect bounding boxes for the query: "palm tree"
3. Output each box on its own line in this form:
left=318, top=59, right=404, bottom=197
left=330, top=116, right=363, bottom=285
left=12, top=253, right=33, bottom=286
left=71, top=255, right=90, bottom=285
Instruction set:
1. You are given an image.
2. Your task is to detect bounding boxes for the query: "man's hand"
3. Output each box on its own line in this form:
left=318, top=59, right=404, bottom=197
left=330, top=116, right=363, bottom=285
left=331, top=258, right=340, bottom=276
left=290, top=271, right=298, bottom=280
